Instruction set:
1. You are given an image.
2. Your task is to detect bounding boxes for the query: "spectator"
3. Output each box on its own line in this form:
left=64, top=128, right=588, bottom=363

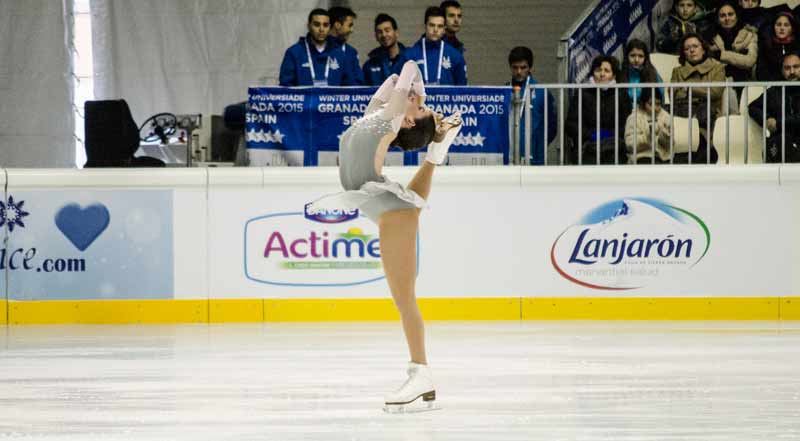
left=565, top=55, right=632, bottom=165
left=671, top=33, right=724, bottom=163
left=440, top=0, right=465, bottom=54
left=749, top=53, right=800, bottom=162
left=625, top=88, right=672, bottom=164
left=363, top=13, right=408, bottom=86
left=707, top=0, right=758, bottom=85
left=618, top=39, right=664, bottom=105
left=657, top=0, right=712, bottom=54
left=739, top=0, right=790, bottom=32
left=756, top=12, right=800, bottom=81
left=403, top=6, right=467, bottom=85
left=279, top=9, right=355, bottom=86
left=507, top=46, right=556, bottom=165
left=329, top=6, right=365, bottom=85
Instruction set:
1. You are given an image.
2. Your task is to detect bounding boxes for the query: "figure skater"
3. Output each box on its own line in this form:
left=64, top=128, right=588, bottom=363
left=309, top=60, right=462, bottom=413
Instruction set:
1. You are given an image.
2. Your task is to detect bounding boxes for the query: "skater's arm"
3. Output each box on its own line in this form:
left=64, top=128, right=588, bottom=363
left=365, top=74, right=399, bottom=115
left=381, top=61, right=426, bottom=129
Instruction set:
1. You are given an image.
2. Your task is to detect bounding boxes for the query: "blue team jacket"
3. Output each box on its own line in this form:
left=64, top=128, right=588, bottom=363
left=329, top=36, right=365, bottom=85
left=509, top=76, right=557, bottom=165
left=361, top=43, right=408, bottom=86
left=278, top=35, right=356, bottom=86
left=403, top=37, right=467, bottom=86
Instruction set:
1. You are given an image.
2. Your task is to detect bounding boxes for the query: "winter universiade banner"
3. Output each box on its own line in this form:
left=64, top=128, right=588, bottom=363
left=245, top=86, right=513, bottom=167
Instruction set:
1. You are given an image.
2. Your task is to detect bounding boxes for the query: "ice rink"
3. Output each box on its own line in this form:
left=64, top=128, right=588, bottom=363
left=1, top=321, right=799, bottom=440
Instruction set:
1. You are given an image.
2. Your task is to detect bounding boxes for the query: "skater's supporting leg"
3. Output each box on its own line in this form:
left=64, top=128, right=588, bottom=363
left=407, top=161, right=435, bottom=202
left=378, top=208, right=426, bottom=365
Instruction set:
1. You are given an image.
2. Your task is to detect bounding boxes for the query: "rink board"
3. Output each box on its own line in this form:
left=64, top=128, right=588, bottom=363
left=1, top=166, right=799, bottom=323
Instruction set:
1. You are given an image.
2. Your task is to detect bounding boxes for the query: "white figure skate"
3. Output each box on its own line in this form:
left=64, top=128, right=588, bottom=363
left=383, top=362, right=440, bottom=413
left=425, top=112, right=463, bottom=165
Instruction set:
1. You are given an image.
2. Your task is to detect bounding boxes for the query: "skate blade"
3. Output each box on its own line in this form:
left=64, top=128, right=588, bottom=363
left=383, top=394, right=440, bottom=414
left=383, top=402, right=441, bottom=414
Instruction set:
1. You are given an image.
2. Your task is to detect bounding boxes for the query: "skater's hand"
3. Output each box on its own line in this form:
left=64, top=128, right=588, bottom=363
left=409, top=90, right=425, bottom=107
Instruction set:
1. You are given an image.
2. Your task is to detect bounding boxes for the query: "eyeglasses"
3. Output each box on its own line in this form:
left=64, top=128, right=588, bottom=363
left=684, top=44, right=702, bottom=51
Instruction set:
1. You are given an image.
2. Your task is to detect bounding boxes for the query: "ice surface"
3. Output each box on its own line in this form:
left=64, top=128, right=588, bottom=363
left=1, top=321, right=799, bottom=440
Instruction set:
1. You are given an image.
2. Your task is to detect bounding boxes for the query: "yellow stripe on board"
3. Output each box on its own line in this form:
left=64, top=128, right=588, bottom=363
left=522, top=297, right=781, bottom=320
left=3, top=297, right=800, bottom=324
left=210, top=299, right=264, bottom=323
left=782, top=297, right=800, bottom=320
left=263, top=297, right=521, bottom=322
left=264, top=298, right=400, bottom=322
left=8, top=300, right=208, bottom=325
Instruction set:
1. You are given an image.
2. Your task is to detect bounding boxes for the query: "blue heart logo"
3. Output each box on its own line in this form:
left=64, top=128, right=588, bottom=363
left=55, top=203, right=111, bottom=252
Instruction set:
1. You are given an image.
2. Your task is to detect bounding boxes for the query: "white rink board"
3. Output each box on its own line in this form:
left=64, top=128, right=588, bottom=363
left=207, top=167, right=793, bottom=299
left=2, top=166, right=797, bottom=300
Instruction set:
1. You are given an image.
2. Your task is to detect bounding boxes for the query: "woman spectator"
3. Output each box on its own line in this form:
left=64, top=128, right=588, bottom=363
left=707, top=0, right=758, bottom=85
left=618, top=39, right=664, bottom=105
left=671, top=33, right=725, bottom=163
left=565, top=55, right=632, bottom=165
left=757, top=12, right=800, bottom=81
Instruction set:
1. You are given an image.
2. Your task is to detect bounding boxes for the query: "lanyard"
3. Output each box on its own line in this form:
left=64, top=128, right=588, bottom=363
left=305, top=40, right=330, bottom=83
left=521, top=77, right=531, bottom=119
left=422, top=39, right=444, bottom=84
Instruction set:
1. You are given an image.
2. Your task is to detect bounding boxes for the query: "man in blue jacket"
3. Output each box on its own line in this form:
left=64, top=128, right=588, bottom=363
left=440, top=0, right=465, bottom=54
left=279, top=9, right=356, bottom=86
left=329, top=6, right=365, bottom=85
left=362, top=13, right=408, bottom=86
left=403, top=7, right=467, bottom=85
left=507, top=46, right=556, bottom=165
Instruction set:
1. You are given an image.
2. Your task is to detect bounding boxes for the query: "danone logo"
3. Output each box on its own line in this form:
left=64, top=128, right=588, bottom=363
left=551, top=198, right=710, bottom=290
left=245, top=205, right=416, bottom=287
left=303, top=203, right=359, bottom=223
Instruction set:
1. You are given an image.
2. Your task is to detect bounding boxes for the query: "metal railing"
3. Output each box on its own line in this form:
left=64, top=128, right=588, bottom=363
left=513, top=81, right=800, bottom=166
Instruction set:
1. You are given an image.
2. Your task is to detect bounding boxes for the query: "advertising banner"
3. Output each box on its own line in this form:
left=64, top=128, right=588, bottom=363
left=246, top=86, right=512, bottom=167
left=2, top=191, right=174, bottom=300
left=208, top=181, right=793, bottom=299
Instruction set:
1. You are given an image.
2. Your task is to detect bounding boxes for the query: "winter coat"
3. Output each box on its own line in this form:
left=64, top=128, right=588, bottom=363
left=671, top=57, right=727, bottom=121
left=625, top=107, right=672, bottom=163
left=710, top=25, right=758, bottom=81
left=329, top=36, right=365, bottom=85
left=757, top=37, right=800, bottom=81
left=748, top=83, right=800, bottom=162
left=443, top=33, right=465, bottom=54
left=657, top=13, right=713, bottom=54
left=757, top=12, right=800, bottom=81
left=507, top=76, right=557, bottom=165
left=362, top=43, right=408, bottom=86
left=403, top=37, right=467, bottom=85
left=565, top=82, right=632, bottom=164
left=278, top=36, right=356, bottom=86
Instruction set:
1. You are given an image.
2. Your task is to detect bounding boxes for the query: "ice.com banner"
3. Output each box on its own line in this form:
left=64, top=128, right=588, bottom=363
left=2, top=191, right=174, bottom=300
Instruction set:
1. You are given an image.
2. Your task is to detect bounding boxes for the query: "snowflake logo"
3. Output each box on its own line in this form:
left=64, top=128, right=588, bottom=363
left=0, top=196, right=30, bottom=233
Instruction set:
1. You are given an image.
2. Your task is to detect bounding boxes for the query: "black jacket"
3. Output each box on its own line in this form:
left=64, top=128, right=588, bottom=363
left=565, top=86, right=632, bottom=164
left=748, top=84, right=800, bottom=161
left=657, top=13, right=713, bottom=54
left=756, top=13, right=800, bottom=81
